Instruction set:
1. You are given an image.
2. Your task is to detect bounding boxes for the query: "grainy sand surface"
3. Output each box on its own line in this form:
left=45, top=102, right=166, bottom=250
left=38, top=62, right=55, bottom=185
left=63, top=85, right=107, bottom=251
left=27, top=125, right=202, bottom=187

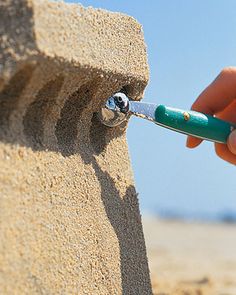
left=143, top=216, right=236, bottom=295
left=0, top=1, right=151, bottom=293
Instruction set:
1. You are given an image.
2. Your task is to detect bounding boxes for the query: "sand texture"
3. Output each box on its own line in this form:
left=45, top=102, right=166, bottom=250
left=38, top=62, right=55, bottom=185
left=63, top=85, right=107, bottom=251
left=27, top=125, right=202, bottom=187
left=0, top=1, right=151, bottom=294
left=143, top=217, right=236, bottom=295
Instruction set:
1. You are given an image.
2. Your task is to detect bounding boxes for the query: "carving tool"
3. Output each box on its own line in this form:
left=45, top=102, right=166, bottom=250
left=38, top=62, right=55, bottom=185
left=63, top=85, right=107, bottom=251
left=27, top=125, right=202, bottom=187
left=98, top=92, right=235, bottom=143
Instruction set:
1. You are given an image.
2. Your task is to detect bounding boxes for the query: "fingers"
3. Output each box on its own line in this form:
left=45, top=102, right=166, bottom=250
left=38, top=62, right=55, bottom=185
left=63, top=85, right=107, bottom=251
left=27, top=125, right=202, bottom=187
left=187, top=67, right=236, bottom=150
left=192, top=67, right=236, bottom=115
left=186, top=136, right=202, bottom=148
left=215, top=100, right=236, bottom=163
left=216, top=99, right=236, bottom=122
left=228, top=130, right=236, bottom=154
left=215, top=143, right=236, bottom=165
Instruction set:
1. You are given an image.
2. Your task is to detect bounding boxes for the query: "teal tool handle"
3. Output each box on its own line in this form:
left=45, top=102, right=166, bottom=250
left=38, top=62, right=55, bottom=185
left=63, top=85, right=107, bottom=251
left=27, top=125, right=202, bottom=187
left=155, top=105, right=235, bottom=143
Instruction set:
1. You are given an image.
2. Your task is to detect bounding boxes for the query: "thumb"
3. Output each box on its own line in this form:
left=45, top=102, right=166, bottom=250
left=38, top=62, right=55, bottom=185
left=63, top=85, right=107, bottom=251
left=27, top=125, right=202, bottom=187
left=227, top=129, right=236, bottom=154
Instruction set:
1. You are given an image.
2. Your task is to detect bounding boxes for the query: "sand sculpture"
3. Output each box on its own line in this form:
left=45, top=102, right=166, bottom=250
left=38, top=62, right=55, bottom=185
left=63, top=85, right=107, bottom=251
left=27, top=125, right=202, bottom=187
left=0, top=0, right=152, bottom=294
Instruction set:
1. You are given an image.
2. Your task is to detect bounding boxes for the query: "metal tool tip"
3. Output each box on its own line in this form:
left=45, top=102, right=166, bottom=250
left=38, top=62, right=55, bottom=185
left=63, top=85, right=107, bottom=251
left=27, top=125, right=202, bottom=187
left=98, top=92, right=131, bottom=127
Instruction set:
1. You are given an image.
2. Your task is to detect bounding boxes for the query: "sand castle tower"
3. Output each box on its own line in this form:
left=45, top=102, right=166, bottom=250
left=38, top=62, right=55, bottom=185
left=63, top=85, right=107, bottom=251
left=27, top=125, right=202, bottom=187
left=0, top=1, right=151, bottom=293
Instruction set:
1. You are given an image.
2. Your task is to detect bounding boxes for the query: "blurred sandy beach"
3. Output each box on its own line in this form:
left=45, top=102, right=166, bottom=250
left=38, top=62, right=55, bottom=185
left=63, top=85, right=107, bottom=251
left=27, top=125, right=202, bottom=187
left=143, top=216, right=236, bottom=295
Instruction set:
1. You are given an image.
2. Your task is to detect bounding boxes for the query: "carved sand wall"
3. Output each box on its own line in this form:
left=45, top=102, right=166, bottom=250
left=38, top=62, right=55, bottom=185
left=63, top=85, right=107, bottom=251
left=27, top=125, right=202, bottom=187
left=0, top=1, right=151, bottom=294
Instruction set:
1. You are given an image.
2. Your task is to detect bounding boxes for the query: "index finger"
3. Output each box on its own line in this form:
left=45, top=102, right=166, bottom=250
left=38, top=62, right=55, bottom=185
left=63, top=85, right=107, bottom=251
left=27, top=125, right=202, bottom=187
left=186, top=67, right=236, bottom=148
left=192, top=67, right=236, bottom=115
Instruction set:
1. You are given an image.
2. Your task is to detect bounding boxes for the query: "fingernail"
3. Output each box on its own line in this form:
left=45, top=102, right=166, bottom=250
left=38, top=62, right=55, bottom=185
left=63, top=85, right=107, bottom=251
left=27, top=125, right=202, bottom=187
left=228, top=129, right=236, bottom=154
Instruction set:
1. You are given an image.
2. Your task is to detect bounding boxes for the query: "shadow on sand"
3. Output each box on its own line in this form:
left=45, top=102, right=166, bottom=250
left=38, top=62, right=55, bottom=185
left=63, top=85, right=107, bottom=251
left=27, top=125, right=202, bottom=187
left=0, top=67, right=152, bottom=294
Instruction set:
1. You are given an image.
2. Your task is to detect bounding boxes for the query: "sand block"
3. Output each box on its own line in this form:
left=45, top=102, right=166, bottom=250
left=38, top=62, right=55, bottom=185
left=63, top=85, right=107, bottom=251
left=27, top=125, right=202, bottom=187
left=0, top=0, right=151, bottom=294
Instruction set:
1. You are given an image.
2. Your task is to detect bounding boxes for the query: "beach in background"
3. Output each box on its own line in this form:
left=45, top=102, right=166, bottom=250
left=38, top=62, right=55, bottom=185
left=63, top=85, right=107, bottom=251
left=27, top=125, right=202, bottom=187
left=143, top=216, right=236, bottom=295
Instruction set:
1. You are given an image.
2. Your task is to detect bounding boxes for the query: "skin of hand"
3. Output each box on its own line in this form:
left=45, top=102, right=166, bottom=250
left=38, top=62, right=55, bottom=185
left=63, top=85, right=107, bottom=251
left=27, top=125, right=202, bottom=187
left=186, top=67, right=236, bottom=165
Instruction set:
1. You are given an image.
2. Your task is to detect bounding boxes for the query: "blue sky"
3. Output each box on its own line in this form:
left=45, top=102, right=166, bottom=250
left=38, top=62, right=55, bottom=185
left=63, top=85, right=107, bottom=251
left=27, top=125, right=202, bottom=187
left=67, top=0, right=236, bottom=219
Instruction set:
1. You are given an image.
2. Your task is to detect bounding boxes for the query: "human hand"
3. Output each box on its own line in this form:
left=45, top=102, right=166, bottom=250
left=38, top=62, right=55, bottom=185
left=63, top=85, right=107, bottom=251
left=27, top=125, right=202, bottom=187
left=186, top=67, right=236, bottom=165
